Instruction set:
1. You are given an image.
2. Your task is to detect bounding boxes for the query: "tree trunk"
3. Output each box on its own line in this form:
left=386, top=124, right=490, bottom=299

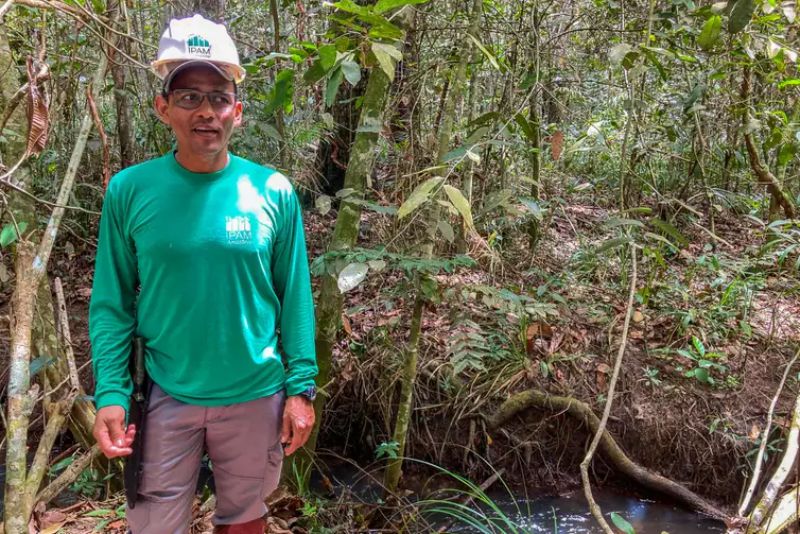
left=284, top=7, right=414, bottom=486
left=269, top=0, right=288, bottom=169
left=740, top=67, right=795, bottom=219
left=107, top=0, right=137, bottom=168
left=383, top=0, right=483, bottom=495
left=3, top=54, right=108, bottom=533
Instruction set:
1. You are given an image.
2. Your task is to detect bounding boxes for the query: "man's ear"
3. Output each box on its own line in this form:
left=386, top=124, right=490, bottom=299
left=233, top=100, right=243, bottom=127
left=154, top=94, right=170, bottom=125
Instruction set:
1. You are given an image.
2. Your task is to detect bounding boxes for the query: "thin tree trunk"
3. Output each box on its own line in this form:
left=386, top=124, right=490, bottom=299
left=269, top=0, right=288, bottom=169
left=108, top=0, right=136, bottom=168
left=383, top=0, right=483, bottom=495
left=741, top=67, right=795, bottom=219
left=3, top=54, right=107, bottom=533
left=285, top=7, right=413, bottom=485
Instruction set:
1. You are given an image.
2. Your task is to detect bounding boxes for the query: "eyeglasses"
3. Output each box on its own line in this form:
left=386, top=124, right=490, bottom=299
left=168, top=89, right=237, bottom=111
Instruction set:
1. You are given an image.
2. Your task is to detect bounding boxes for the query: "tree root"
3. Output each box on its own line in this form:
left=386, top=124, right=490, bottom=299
left=487, top=389, right=727, bottom=520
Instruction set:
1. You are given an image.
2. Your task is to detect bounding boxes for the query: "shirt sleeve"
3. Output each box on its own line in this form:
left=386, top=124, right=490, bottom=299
left=271, top=182, right=318, bottom=397
left=89, top=179, right=137, bottom=413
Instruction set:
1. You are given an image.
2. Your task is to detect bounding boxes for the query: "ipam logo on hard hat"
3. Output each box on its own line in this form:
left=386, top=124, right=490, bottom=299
left=186, top=35, right=211, bottom=58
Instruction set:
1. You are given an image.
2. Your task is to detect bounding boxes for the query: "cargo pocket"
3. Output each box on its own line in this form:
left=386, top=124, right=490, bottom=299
left=263, top=441, right=284, bottom=496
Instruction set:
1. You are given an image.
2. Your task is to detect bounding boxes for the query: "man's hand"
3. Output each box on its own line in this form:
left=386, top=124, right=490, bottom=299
left=93, top=406, right=136, bottom=458
left=281, top=395, right=315, bottom=456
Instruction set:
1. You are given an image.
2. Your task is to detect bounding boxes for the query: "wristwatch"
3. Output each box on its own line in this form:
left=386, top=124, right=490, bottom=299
left=297, top=386, right=317, bottom=402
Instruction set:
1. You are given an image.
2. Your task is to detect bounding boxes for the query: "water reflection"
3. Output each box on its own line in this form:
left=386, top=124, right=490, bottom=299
left=454, top=491, right=725, bottom=534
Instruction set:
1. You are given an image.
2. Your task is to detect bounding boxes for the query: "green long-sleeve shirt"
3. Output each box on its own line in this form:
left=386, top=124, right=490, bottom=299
left=89, top=152, right=317, bottom=413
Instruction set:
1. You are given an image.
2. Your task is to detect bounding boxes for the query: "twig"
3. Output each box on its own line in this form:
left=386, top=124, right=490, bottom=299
left=739, top=348, right=800, bottom=517
left=0, top=1, right=15, bottom=22
left=580, top=244, right=638, bottom=534
left=53, top=278, right=80, bottom=391
left=35, top=445, right=101, bottom=506
left=0, top=179, right=100, bottom=215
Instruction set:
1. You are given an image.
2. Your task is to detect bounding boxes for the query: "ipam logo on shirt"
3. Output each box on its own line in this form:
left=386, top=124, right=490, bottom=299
left=226, top=216, right=252, bottom=244
left=187, top=35, right=211, bottom=58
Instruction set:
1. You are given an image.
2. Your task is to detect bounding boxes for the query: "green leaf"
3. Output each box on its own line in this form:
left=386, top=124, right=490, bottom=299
left=692, top=336, right=706, bottom=357
left=521, top=198, right=543, bottom=221
left=374, top=0, right=428, bottom=14
left=303, top=59, right=327, bottom=85
left=514, top=113, right=538, bottom=142
left=728, top=0, right=755, bottom=33
left=397, top=177, right=444, bottom=219
left=437, top=220, right=455, bottom=242
left=267, top=69, right=295, bottom=115
left=337, top=262, right=369, bottom=293
left=778, top=78, right=800, bottom=89
left=83, top=509, right=114, bottom=518
left=325, top=67, right=344, bottom=108
left=693, top=367, right=711, bottom=384
left=341, top=59, right=362, bottom=86
left=778, top=143, right=797, bottom=166
left=596, top=237, right=631, bottom=253
left=443, top=185, right=473, bottom=229
left=609, top=43, right=633, bottom=65
left=0, top=221, right=27, bottom=248
left=698, top=15, right=723, bottom=50
left=467, top=34, right=501, bottom=71
left=610, top=512, right=636, bottom=534
left=318, top=44, right=337, bottom=71
left=371, top=42, right=398, bottom=81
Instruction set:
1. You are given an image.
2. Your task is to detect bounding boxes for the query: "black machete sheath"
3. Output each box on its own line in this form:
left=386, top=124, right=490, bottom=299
left=124, top=337, right=151, bottom=508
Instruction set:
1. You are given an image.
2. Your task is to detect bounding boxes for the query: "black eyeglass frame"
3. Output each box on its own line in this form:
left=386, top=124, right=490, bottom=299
left=162, top=88, right=240, bottom=111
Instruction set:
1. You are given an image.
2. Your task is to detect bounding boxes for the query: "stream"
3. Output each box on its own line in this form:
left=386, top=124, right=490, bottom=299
left=446, top=490, right=727, bottom=533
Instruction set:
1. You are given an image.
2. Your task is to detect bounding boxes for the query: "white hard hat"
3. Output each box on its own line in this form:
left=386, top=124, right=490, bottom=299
left=151, top=14, right=246, bottom=87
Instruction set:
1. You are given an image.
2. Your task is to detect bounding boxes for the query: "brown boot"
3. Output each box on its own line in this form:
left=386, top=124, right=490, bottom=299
left=213, top=517, right=266, bottom=534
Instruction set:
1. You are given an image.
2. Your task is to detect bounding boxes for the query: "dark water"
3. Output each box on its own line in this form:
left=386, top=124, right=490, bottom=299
left=314, top=463, right=726, bottom=534
left=449, top=490, right=725, bottom=534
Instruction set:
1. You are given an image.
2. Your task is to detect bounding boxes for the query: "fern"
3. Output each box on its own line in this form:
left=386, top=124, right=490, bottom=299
left=448, top=318, right=494, bottom=375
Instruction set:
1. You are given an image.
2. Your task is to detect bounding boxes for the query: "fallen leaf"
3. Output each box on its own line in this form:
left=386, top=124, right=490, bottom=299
left=39, top=523, right=66, bottom=534
left=342, top=314, right=353, bottom=337
left=633, top=310, right=644, bottom=323
left=596, top=363, right=611, bottom=390
left=551, top=130, right=564, bottom=161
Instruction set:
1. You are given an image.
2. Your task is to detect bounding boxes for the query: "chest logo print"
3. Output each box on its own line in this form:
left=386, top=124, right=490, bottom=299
left=225, top=216, right=252, bottom=244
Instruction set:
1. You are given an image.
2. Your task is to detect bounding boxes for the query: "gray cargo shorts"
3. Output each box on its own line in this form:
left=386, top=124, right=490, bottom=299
left=126, top=383, right=285, bottom=534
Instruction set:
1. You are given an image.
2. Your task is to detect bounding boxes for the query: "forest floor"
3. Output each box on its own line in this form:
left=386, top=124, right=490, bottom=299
left=4, top=186, right=800, bottom=533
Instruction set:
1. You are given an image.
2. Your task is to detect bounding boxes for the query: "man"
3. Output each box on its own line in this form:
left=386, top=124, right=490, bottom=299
left=89, top=14, right=318, bottom=534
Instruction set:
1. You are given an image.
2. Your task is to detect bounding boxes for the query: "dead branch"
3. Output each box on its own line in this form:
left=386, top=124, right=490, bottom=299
left=85, top=86, right=110, bottom=189
left=53, top=277, right=80, bottom=392
left=487, top=389, right=727, bottom=520
left=35, top=445, right=101, bottom=506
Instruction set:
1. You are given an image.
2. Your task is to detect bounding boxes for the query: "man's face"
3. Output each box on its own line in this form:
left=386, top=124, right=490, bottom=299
left=154, top=65, right=243, bottom=161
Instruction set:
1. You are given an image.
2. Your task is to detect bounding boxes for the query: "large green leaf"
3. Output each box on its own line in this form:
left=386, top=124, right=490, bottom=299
left=374, top=0, right=428, bottom=14
left=266, top=69, right=295, bottom=115
left=467, top=34, right=501, bottom=71
left=698, top=15, right=723, bottom=50
left=318, top=44, right=337, bottom=71
left=443, top=185, right=473, bottom=229
left=0, top=221, right=28, bottom=248
left=371, top=42, right=401, bottom=81
left=325, top=67, right=344, bottom=107
left=341, top=59, right=362, bottom=86
left=609, top=512, right=636, bottom=534
left=397, top=177, right=444, bottom=219
left=728, top=0, right=755, bottom=33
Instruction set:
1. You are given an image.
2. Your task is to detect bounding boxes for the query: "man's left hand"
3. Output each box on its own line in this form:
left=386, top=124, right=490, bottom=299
left=281, top=395, right=315, bottom=456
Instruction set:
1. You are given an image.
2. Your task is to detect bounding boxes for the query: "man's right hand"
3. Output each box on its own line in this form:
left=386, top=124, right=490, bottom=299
left=93, top=406, right=136, bottom=458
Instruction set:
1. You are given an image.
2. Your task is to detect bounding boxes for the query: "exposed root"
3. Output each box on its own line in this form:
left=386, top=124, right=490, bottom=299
left=487, top=389, right=728, bottom=520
